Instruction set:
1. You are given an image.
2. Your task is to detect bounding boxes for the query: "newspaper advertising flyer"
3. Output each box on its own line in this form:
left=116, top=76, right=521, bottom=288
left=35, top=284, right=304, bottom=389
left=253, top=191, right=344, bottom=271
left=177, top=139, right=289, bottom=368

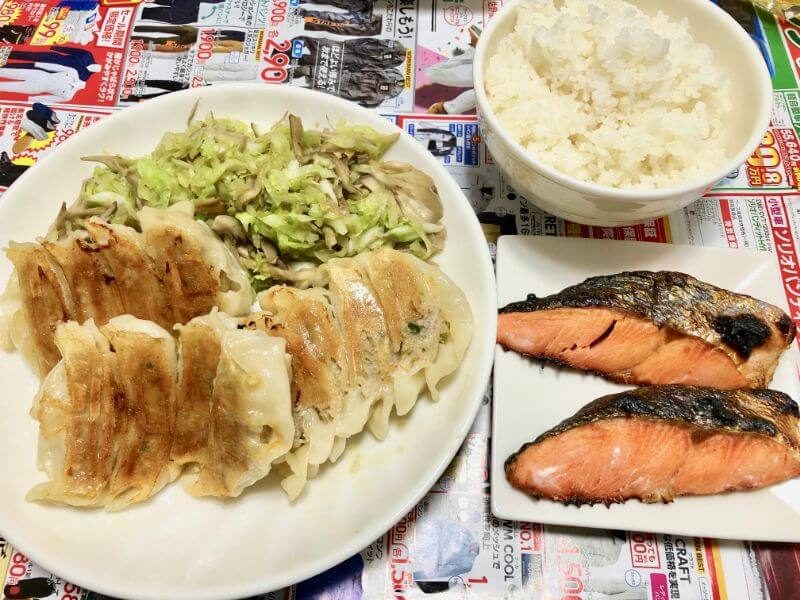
left=768, top=10, right=800, bottom=89
left=713, top=92, right=800, bottom=192
left=133, top=0, right=271, bottom=29
left=0, top=101, right=111, bottom=190
left=1, top=541, right=86, bottom=600
left=117, top=0, right=417, bottom=110
left=118, top=23, right=259, bottom=103
left=354, top=521, right=745, bottom=599
left=281, top=0, right=415, bottom=111
left=0, top=0, right=135, bottom=107
left=394, top=113, right=496, bottom=213
left=413, top=0, right=502, bottom=116
left=670, top=194, right=800, bottom=327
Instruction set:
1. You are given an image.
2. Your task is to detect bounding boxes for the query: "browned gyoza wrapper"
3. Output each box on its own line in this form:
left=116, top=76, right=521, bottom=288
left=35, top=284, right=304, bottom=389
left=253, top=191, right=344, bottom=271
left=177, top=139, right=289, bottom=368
left=3, top=203, right=253, bottom=378
left=505, top=385, right=800, bottom=505
left=497, top=271, right=796, bottom=389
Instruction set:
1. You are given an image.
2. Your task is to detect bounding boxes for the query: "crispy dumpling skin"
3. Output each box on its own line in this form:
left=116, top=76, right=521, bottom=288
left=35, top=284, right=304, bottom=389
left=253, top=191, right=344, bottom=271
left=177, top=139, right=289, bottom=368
left=28, top=311, right=292, bottom=508
left=186, top=328, right=294, bottom=498
left=83, top=218, right=175, bottom=328
left=30, top=317, right=179, bottom=509
left=355, top=248, right=473, bottom=437
left=3, top=242, right=76, bottom=377
left=257, top=248, right=473, bottom=500
left=257, top=286, right=354, bottom=499
left=2, top=203, right=255, bottom=379
left=28, top=320, right=117, bottom=506
left=258, top=285, right=347, bottom=417
left=139, top=201, right=252, bottom=321
left=172, top=310, right=238, bottom=467
left=100, top=316, right=179, bottom=509
left=41, top=236, right=126, bottom=326
left=323, top=258, right=393, bottom=390
left=279, top=259, right=395, bottom=491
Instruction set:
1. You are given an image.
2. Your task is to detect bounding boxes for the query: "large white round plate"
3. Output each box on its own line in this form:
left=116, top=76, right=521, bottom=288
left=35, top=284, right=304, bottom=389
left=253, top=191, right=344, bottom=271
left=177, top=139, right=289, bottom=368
left=0, top=85, right=496, bottom=599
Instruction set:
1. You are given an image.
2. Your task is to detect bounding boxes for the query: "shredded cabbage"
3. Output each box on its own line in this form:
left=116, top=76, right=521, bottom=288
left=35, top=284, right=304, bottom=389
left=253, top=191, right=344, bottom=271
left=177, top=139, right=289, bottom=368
left=62, top=114, right=444, bottom=290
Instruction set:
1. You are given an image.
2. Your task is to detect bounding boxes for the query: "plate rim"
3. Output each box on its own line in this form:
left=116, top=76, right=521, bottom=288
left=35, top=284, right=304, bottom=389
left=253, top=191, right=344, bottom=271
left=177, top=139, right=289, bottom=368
left=0, top=84, right=498, bottom=599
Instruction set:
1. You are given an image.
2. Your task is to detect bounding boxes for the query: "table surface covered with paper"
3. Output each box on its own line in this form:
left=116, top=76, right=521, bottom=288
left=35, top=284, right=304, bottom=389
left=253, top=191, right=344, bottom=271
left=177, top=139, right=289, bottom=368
left=0, top=0, right=798, bottom=598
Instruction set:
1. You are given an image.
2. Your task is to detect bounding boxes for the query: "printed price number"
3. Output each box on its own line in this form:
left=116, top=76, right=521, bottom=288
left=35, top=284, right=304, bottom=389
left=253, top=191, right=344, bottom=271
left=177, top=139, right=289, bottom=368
left=32, top=14, right=67, bottom=45
left=270, top=0, right=288, bottom=26
left=55, top=127, right=76, bottom=145
left=196, top=29, right=218, bottom=62
left=778, top=128, right=800, bottom=166
left=7, top=551, right=28, bottom=579
left=748, top=130, right=785, bottom=186
left=629, top=532, right=660, bottom=568
left=555, top=539, right=584, bottom=600
left=519, top=521, right=542, bottom=552
left=121, top=39, right=144, bottom=98
left=35, top=20, right=62, bottom=39
left=261, top=38, right=290, bottom=84
left=62, top=582, right=81, bottom=600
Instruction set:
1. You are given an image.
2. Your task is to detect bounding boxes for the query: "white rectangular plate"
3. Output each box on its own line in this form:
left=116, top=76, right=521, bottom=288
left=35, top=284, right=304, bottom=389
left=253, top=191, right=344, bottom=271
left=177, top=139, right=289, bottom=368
left=492, top=236, right=800, bottom=541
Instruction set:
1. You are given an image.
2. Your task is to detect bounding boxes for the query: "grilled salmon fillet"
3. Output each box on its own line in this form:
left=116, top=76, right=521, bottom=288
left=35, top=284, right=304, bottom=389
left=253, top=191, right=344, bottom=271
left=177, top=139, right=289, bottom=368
left=497, top=271, right=796, bottom=389
left=505, top=385, right=800, bottom=504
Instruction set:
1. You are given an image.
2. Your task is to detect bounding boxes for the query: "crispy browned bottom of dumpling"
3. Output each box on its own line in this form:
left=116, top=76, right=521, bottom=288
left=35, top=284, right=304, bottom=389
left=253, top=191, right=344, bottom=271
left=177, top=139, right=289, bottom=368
left=84, top=219, right=175, bottom=328
left=6, top=242, right=76, bottom=377
left=42, top=237, right=125, bottom=325
left=2, top=202, right=253, bottom=380
left=101, top=316, right=179, bottom=508
left=173, top=311, right=294, bottom=498
left=28, top=320, right=117, bottom=506
left=172, top=312, right=235, bottom=466
left=260, top=286, right=346, bottom=417
left=258, top=248, right=473, bottom=500
left=29, top=312, right=294, bottom=508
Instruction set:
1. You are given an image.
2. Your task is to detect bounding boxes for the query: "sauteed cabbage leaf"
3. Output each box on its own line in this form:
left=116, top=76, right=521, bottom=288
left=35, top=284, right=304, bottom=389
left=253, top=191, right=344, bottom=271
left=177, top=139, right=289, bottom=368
left=56, top=114, right=445, bottom=290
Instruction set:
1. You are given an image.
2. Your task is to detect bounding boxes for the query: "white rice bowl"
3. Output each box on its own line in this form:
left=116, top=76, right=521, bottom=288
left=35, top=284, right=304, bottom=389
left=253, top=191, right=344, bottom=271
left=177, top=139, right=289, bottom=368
left=484, top=0, right=733, bottom=189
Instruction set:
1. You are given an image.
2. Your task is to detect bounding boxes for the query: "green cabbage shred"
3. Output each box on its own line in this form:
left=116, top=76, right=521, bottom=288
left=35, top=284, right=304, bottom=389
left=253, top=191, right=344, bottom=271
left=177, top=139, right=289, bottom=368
left=68, top=114, right=445, bottom=289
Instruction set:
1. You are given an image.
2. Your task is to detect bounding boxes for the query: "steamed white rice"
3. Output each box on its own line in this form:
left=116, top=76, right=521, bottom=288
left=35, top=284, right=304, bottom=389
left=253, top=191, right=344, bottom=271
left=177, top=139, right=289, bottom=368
left=484, top=0, right=733, bottom=189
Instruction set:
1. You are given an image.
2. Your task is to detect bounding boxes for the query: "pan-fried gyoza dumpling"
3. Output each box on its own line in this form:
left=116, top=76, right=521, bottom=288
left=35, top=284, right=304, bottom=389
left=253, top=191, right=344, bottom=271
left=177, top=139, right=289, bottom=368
left=354, top=248, right=472, bottom=438
left=257, top=286, right=354, bottom=499
left=173, top=309, right=294, bottom=498
left=172, top=310, right=238, bottom=467
left=139, top=202, right=252, bottom=321
left=2, top=242, right=76, bottom=377
left=100, top=315, right=179, bottom=509
left=83, top=218, right=175, bottom=328
left=204, top=328, right=289, bottom=496
left=172, top=311, right=294, bottom=497
left=259, top=286, right=347, bottom=416
left=1, top=203, right=255, bottom=379
left=28, top=309, right=293, bottom=509
left=257, top=248, right=473, bottom=500
left=187, top=325, right=295, bottom=498
left=28, top=320, right=116, bottom=506
left=28, top=316, right=179, bottom=509
left=40, top=236, right=126, bottom=325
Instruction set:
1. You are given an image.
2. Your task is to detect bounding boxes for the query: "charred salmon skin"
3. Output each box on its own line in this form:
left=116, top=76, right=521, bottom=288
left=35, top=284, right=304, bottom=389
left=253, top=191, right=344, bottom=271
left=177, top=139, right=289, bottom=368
left=497, top=271, right=796, bottom=389
left=505, top=385, right=800, bottom=504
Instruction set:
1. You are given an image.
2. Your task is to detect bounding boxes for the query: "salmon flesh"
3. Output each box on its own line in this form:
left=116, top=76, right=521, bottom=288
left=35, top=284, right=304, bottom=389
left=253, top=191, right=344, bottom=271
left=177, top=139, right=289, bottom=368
left=497, top=271, right=796, bottom=389
left=505, top=385, right=800, bottom=504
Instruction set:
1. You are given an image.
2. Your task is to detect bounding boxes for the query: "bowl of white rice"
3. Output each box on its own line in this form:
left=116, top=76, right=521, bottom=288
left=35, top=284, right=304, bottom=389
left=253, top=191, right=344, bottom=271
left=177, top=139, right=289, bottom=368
left=473, top=0, right=772, bottom=226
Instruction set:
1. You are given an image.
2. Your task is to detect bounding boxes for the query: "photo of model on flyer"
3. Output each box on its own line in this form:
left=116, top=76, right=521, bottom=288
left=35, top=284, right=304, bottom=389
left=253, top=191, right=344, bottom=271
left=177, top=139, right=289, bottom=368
left=288, top=36, right=408, bottom=107
left=0, top=101, right=59, bottom=187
